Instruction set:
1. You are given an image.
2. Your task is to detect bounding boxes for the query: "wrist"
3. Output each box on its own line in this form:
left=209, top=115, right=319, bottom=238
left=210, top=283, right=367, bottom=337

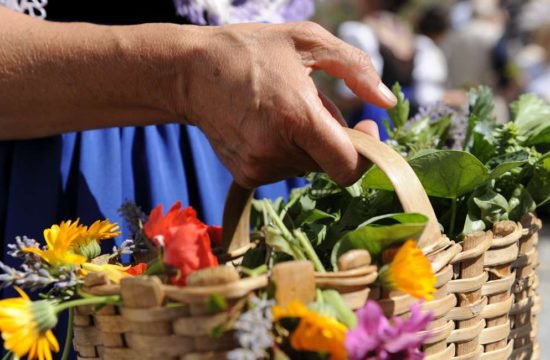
left=107, top=23, right=200, bottom=125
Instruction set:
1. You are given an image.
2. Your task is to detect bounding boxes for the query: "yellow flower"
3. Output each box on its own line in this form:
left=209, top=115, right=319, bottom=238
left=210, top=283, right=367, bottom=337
left=380, top=240, right=436, bottom=300
left=24, top=220, right=86, bottom=267
left=75, top=219, right=120, bottom=260
left=79, top=219, right=121, bottom=244
left=0, top=288, right=59, bottom=360
left=273, top=301, right=347, bottom=360
left=81, top=262, right=130, bottom=284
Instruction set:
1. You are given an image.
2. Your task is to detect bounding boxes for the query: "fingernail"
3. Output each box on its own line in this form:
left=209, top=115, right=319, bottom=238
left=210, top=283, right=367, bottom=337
left=378, top=82, right=397, bottom=106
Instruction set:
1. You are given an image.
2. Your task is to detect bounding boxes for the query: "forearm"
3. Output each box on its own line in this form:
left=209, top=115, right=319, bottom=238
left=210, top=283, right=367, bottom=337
left=0, top=7, right=197, bottom=139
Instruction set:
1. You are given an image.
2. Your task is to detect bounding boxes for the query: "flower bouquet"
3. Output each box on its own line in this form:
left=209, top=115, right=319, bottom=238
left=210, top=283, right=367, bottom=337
left=0, top=85, right=547, bottom=360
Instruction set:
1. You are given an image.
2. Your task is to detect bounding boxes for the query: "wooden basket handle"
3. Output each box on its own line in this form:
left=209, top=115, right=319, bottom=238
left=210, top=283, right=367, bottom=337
left=221, top=128, right=441, bottom=254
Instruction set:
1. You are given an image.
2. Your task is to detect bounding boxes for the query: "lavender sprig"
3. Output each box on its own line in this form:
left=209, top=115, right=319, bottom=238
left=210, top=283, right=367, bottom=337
left=227, top=295, right=275, bottom=360
left=110, top=239, right=136, bottom=259
left=7, top=236, right=41, bottom=259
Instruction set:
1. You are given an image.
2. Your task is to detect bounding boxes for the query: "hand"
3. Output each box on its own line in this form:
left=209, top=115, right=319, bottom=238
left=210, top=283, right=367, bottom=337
left=179, top=22, right=396, bottom=188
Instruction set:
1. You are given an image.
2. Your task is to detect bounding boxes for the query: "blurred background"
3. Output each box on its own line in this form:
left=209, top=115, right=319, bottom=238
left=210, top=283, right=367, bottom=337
left=309, top=0, right=550, bottom=133
left=313, top=0, right=550, bottom=352
left=310, top=0, right=550, bottom=351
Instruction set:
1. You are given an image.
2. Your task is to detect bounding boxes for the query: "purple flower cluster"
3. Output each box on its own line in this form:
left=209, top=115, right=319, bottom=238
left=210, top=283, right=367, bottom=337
left=174, top=0, right=315, bottom=25
left=345, top=301, right=432, bottom=360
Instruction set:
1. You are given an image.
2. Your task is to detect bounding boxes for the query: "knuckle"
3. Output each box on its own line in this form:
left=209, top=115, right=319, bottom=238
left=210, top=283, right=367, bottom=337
left=291, top=21, right=330, bottom=42
left=348, top=46, right=373, bottom=73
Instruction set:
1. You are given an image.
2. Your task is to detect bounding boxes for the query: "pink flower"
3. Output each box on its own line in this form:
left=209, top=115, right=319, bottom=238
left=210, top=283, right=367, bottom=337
left=345, top=301, right=432, bottom=360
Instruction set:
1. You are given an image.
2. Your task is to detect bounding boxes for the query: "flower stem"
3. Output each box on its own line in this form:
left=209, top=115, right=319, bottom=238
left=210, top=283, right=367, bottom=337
left=60, top=308, right=74, bottom=360
left=264, top=200, right=305, bottom=260
left=294, top=229, right=325, bottom=273
left=449, top=198, right=458, bottom=237
left=1, top=352, right=11, bottom=360
left=55, top=295, right=119, bottom=314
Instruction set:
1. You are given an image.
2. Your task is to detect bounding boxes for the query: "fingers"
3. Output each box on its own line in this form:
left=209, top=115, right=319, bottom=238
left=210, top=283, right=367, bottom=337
left=318, top=91, right=347, bottom=127
left=294, top=99, right=366, bottom=187
left=354, top=120, right=380, bottom=140
left=292, top=22, right=397, bottom=109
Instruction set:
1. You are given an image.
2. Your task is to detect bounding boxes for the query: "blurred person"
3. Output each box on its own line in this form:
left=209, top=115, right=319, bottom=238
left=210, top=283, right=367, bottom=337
left=337, top=0, right=414, bottom=139
left=413, top=5, right=451, bottom=107
left=526, top=22, right=550, bottom=102
left=443, top=0, right=507, bottom=89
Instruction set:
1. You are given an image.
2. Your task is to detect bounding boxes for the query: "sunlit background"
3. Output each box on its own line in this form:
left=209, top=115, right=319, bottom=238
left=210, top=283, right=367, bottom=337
left=312, top=0, right=550, bottom=351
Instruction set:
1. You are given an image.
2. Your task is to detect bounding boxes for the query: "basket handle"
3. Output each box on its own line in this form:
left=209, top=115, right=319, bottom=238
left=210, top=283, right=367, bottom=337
left=221, top=128, right=441, bottom=254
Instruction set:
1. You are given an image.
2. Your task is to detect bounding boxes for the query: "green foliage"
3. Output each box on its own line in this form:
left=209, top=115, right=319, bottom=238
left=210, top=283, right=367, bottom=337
left=463, top=86, right=498, bottom=162
left=330, top=213, right=428, bottom=270
left=248, top=84, right=550, bottom=282
left=512, top=93, right=550, bottom=146
left=362, top=150, right=490, bottom=199
left=386, top=83, right=409, bottom=130
left=207, top=294, right=228, bottom=314
left=527, top=152, right=550, bottom=206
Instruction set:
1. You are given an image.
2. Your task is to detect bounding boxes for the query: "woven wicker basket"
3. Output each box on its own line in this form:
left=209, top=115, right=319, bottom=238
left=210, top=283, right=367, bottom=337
left=73, top=129, right=541, bottom=360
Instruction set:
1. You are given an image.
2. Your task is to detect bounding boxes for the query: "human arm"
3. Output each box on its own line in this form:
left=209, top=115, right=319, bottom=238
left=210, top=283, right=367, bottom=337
left=0, top=7, right=396, bottom=186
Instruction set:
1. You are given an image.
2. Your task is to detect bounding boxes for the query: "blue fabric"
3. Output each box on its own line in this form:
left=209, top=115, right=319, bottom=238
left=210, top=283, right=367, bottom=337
left=0, top=124, right=306, bottom=269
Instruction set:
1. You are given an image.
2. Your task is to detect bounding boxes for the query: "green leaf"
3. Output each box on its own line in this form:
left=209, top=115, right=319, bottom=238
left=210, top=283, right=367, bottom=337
left=330, top=213, right=428, bottom=269
left=471, top=188, right=510, bottom=224
left=488, top=151, right=529, bottom=179
left=265, top=228, right=294, bottom=257
left=320, top=290, right=357, bottom=328
left=206, top=293, right=228, bottom=313
left=512, top=93, right=550, bottom=145
left=464, top=86, right=496, bottom=154
left=462, top=212, right=487, bottom=234
left=362, top=150, right=490, bottom=199
left=241, top=245, right=267, bottom=269
left=508, top=185, right=536, bottom=221
left=386, top=83, right=409, bottom=130
left=527, top=152, right=550, bottom=205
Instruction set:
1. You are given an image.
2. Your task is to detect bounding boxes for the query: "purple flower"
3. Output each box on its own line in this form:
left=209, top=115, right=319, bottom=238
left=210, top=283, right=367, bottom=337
left=173, top=0, right=315, bottom=25
left=345, top=301, right=432, bottom=360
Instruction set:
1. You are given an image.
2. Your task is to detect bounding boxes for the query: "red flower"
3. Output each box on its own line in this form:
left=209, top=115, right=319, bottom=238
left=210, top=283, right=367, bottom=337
left=143, top=202, right=220, bottom=286
left=207, top=225, right=223, bottom=247
left=126, top=263, right=148, bottom=276
left=165, top=223, right=218, bottom=286
left=144, top=202, right=205, bottom=245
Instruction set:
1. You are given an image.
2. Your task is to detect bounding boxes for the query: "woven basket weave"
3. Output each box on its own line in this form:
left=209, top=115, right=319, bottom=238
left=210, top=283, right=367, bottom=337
left=73, top=129, right=541, bottom=360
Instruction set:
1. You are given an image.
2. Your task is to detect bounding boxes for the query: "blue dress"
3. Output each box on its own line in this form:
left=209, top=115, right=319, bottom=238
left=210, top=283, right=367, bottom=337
left=0, top=125, right=306, bottom=266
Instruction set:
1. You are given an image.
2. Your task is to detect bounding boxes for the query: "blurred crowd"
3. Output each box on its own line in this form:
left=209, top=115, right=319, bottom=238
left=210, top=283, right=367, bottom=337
left=315, top=0, right=550, bottom=130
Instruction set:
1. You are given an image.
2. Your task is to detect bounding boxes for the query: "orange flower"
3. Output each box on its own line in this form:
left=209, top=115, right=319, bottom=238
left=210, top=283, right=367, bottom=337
left=379, top=240, right=436, bottom=300
left=273, top=301, right=347, bottom=360
left=126, top=263, right=148, bottom=276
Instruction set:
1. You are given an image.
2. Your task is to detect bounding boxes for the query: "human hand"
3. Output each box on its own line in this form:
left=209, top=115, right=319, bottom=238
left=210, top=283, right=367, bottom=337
left=179, top=22, right=396, bottom=188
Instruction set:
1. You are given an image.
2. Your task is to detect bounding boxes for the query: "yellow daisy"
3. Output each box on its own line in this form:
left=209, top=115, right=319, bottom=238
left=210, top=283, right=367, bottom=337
left=379, top=240, right=436, bottom=300
left=0, top=288, right=59, bottom=360
left=74, top=219, right=120, bottom=260
left=273, top=300, right=348, bottom=360
left=23, top=220, right=86, bottom=267
left=79, top=219, right=121, bottom=245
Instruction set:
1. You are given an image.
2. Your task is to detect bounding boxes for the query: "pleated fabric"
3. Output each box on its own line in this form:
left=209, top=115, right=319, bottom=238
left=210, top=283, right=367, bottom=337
left=0, top=124, right=306, bottom=268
